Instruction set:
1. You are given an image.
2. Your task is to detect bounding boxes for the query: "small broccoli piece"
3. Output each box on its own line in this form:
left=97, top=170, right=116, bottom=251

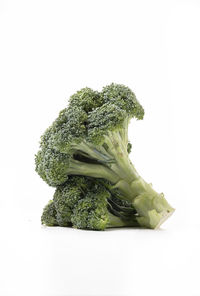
left=127, top=142, right=132, bottom=154
left=53, top=176, right=87, bottom=226
left=70, top=183, right=111, bottom=230
left=36, top=83, right=174, bottom=229
left=71, top=179, right=139, bottom=230
left=51, top=176, right=138, bottom=230
left=41, top=200, right=58, bottom=226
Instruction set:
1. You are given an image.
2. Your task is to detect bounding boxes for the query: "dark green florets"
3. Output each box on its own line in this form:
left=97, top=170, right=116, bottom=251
left=35, top=83, right=144, bottom=187
left=87, top=103, right=127, bottom=145
left=127, top=142, right=132, bottom=154
left=101, top=83, right=144, bottom=119
left=35, top=148, right=70, bottom=186
left=71, top=182, right=111, bottom=230
left=41, top=200, right=58, bottom=226
left=41, top=176, right=138, bottom=230
left=53, top=176, right=87, bottom=226
left=69, top=88, right=103, bottom=112
left=52, top=176, right=112, bottom=230
left=41, top=107, right=88, bottom=153
left=52, top=107, right=88, bottom=153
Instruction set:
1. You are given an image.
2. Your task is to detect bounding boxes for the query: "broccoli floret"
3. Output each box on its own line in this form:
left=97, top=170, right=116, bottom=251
left=53, top=176, right=87, bottom=226
left=41, top=176, right=139, bottom=230
left=41, top=200, right=58, bottom=226
left=36, top=83, right=174, bottom=229
left=70, top=178, right=138, bottom=230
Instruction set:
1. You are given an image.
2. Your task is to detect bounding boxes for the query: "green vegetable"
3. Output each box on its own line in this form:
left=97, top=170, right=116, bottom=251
left=36, top=83, right=174, bottom=230
left=41, top=176, right=138, bottom=230
left=41, top=200, right=58, bottom=226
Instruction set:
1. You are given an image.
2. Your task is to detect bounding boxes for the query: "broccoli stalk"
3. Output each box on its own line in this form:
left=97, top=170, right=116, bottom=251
left=105, top=213, right=139, bottom=229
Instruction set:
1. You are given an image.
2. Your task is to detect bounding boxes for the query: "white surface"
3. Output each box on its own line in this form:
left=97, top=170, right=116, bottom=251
left=0, top=0, right=200, bottom=295
left=1, top=214, right=200, bottom=296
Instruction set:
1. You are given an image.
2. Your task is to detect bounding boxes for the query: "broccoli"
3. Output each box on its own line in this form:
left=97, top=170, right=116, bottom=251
left=36, top=83, right=174, bottom=229
left=41, top=176, right=139, bottom=230
left=41, top=200, right=58, bottom=226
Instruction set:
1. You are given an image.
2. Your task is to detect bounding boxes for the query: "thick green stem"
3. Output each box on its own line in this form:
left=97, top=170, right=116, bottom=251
left=107, top=212, right=139, bottom=228
left=108, top=198, right=136, bottom=214
left=104, top=131, right=139, bottom=182
left=119, top=117, right=129, bottom=146
left=72, top=141, right=114, bottom=163
left=134, top=193, right=175, bottom=229
left=102, top=130, right=175, bottom=229
left=112, top=164, right=175, bottom=229
left=68, top=159, right=120, bottom=184
left=114, top=172, right=175, bottom=228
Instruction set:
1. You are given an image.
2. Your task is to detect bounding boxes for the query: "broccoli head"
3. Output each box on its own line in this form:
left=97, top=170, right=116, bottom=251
left=36, top=83, right=174, bottom=229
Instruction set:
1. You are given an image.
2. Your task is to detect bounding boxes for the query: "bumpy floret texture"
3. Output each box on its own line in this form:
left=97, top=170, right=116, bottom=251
left=35, top=83, right=144, bottom=187
left=41, top=200, right=58, bottom=226
left=41, top=176, right=138, bottom=230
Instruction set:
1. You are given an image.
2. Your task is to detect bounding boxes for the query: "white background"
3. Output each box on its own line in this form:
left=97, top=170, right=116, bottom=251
left=0, top=0, right=200, bottom=295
